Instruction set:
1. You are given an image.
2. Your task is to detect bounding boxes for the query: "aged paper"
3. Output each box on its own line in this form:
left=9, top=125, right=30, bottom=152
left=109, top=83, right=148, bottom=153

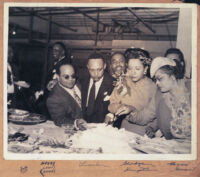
left=1, top=0, right=199, bottom=177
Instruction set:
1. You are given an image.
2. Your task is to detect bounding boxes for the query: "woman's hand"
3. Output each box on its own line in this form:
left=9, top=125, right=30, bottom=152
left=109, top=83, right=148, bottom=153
left=104, top=113, right=115, bottom=125
left=145, top=126, right=155, bottom=138
left=115, top=105, right=136, bottom=116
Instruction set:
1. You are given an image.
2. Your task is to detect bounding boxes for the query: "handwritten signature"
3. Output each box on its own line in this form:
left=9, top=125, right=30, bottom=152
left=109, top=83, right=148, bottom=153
left=40, top=161, right=56, bottom=177
left=79, top=161, right=109, bottom=167
left=120, top=161, right=155, bottom=167
left=124, top=167, right=157, bottom=173
left=168, top=162, right=195, bottom=171
left=120, top=161, right=157, bottom=173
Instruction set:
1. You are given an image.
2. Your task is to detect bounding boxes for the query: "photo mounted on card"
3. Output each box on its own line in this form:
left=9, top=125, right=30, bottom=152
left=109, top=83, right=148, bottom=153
left=4, top=2, right=197, bottom=160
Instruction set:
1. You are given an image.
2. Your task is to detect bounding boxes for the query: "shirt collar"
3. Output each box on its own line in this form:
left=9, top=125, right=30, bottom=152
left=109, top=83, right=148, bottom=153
left=59, top=82, right=74, bottom=93
left=90, top=76, right=104, bottom=84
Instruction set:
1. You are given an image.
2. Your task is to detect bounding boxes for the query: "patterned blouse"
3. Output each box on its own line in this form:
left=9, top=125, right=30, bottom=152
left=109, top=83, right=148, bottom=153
left=163, top=79, right=191, bottom=139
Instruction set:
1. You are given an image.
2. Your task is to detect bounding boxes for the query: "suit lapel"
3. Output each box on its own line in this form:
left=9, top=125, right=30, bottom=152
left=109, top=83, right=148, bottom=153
left=82, top=77, right=90, bottom=109
left=56, top=84, right=81, bottom=109
left=95, top=74, right=109, bottom=102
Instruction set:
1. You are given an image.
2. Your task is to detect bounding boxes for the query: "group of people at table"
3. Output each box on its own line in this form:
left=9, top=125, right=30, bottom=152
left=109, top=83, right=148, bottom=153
left=7, top=42, right=191, bottom=141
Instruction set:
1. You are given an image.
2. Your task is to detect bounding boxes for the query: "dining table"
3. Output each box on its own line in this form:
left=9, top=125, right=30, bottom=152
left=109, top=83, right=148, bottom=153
left=7, top=117, right=191, bottom=155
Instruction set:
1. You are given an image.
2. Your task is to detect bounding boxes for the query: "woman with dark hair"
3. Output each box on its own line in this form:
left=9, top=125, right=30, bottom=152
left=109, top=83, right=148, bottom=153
left=127, top=56, right=191, bottom=140
left=105, top=48, right=157, bottom=135
left=124, top=48, right=151, bottom=78
left=164, top=48, right=186, bottom=79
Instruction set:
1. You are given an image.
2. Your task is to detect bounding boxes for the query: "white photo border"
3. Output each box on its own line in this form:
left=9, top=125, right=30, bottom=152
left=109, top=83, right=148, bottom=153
left=3, top=2, right=198, bottom=160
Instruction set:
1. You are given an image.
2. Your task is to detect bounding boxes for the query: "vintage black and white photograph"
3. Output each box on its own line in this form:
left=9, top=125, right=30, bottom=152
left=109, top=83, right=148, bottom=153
left=4, top=3, right=197, bottom=160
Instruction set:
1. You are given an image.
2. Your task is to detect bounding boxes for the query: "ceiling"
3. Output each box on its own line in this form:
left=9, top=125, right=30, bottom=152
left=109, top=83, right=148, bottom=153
left=9, top=7, right=179, bottom=42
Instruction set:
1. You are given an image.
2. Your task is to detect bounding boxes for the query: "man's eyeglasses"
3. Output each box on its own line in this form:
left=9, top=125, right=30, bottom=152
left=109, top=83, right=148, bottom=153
left=62, top=74, right=76, bottom=80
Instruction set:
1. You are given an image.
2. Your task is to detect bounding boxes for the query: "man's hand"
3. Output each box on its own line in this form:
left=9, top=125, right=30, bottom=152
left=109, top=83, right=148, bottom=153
left=115, top=105, right=136, bottom=116
left=74, top=119, right=87, bottom=131
left=47, top=79, right=57, bottom=91
left=34, top=90, right=44, bottom=100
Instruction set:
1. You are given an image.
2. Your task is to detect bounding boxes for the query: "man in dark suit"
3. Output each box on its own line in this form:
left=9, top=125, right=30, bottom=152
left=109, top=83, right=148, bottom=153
left=109, top=52, right=126, bottom=81
left=80, top=53, right=114, bottom=123
left=34, top=42, right=71, bottom=116
left=106, top=52, right=127, bottom=128
left=46, top=61, right=83, bottom=127
left=46, top=42, right=71, bottom=91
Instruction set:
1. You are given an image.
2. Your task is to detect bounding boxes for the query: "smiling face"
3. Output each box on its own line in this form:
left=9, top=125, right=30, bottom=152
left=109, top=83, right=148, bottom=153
left=154, top=69, right=175, bottom=93
left=110, top=53, right=126, bottom=78
left=58, top=64, right=76, bottom=89
left=127, top=59, right=147, bottom=82
left=87, top=58, right=106, bottom=82
left=52, top=44, right=65, bottom=60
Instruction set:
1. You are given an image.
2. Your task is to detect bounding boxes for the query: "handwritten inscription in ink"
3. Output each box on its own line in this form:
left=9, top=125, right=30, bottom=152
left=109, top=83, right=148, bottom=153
left=40, top=161, right=56, bottom=177
left=168, top=162, right=195, bottom=171
left=120, top=161, right=157, bottom=173
left=20, top=166, right=28, bottom=174
left=79, top=161, right=110, bottom=167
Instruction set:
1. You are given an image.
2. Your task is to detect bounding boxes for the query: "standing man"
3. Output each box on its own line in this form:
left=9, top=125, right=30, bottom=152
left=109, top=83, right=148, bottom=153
left=46, top=42, right=71, bottom=91
left=81, top=53, right=114, bottom=123
left=109, top=52, right=126, bottom=81
left=46, top=61, right=83, bottom=126
left=107, top=52, right=126, bottom=128
left=34, top=42, right=70, bottom=115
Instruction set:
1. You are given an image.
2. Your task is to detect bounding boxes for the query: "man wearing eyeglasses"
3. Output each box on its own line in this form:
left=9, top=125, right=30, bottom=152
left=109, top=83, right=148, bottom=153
left=80, top=53, right=114, bottom=123
left=46, top=61, right=83, bottom=127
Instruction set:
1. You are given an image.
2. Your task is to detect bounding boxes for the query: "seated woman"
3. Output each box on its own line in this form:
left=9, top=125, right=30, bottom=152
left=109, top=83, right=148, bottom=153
left=127, top=56, right=191, bottom=140
left=105, top=48, right=157, bottom=135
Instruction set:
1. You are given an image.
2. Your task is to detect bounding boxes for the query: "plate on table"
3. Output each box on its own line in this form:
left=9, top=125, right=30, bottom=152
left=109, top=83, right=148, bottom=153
left=129, top=137, right=174, bottom=154
left=8, top=113, right=46, bottom=125
left=8, top=108, right=29, bottom=116
left=14, top=81, right=30, bottom=88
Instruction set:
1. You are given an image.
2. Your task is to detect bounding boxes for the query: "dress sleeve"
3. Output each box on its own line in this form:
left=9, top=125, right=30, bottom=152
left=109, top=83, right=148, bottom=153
left=108, top=86, right=122, bottom=114
left=126, top=92, right=156, bottom=126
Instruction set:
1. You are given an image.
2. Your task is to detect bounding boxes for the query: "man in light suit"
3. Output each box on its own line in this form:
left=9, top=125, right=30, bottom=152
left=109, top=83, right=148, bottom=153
left=80, top=53, right=114, bottom=123
left=46, top=61, right=83, bottom=127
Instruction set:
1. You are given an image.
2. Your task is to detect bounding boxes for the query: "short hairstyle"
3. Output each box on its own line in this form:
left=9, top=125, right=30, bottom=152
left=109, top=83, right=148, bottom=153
left=56, top=60, right=74, bottom=75
left=87, top=52, right=105, bottom=63
left=52, top=42, right=67, bottom=55
left=111, top=51, right=125, bottom=59
left=124, top=48, right=152, bottom=67
left=164, top=48, right=185, bottom=79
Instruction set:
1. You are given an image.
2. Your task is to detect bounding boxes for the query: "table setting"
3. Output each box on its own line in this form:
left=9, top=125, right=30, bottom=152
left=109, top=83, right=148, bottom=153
left=7, top=109, right=191, bottom=154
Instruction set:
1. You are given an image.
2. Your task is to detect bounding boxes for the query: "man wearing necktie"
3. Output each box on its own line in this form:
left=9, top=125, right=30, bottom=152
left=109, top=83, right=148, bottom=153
left=34, top=42, right=71, bottom=117
left=46, top=61, right=84, bottom=127
left=80, top=53, right=114, bottom=123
